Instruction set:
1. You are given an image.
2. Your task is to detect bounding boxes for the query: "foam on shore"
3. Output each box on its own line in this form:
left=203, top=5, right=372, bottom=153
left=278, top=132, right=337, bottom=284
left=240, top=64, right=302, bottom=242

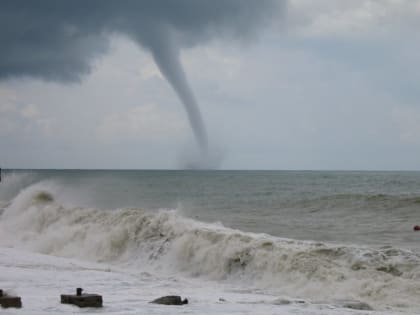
left=1, top=181, right=420, bottom=312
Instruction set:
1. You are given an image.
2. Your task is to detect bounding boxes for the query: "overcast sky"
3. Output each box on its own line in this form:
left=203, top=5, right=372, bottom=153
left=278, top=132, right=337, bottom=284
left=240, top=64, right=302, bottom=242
left=1, top=0, right=420, bottom=170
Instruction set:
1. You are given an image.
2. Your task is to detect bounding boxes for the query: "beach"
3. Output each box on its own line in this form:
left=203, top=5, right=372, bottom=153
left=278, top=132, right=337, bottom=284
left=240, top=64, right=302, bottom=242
left=1, top=170, right=420, bottom=314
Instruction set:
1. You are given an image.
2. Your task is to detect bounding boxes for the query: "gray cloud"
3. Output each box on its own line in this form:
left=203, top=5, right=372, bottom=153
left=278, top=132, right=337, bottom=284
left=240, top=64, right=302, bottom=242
left=0, top=0, right=280, bottom=168
left=0, top=0, right=280, bottom=81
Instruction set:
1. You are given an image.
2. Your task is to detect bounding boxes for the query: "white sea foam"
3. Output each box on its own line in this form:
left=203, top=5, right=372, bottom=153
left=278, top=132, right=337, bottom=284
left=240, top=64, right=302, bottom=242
left=1, top=182, right=420, bottom=313
left=0, top=246, right=405, bottom=315
left=0, top=171, right=37, bottom=202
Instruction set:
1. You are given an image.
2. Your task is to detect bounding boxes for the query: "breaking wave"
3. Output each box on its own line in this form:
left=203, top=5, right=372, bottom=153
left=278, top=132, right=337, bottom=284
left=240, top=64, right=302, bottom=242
left=1, top=180, right=420, bottom=311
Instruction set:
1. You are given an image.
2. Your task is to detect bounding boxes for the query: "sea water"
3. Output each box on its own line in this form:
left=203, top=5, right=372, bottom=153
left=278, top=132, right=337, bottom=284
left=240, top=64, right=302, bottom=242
left=1, top=170, right=420, bottom=314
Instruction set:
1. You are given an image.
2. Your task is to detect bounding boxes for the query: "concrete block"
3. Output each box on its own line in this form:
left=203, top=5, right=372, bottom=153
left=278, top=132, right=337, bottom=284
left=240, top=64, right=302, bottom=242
left=0, top=289, right=22, bottom=308
left=61, top=288, right=102, bottom=308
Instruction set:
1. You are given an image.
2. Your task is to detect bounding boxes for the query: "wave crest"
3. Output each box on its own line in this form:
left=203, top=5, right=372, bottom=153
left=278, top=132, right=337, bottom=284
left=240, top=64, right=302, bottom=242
left=1, top=184, right=420, bottom=310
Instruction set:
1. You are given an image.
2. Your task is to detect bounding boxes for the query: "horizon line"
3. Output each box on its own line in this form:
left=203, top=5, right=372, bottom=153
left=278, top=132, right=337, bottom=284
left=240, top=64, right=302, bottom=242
left=2, top=168, right=420, bottom=172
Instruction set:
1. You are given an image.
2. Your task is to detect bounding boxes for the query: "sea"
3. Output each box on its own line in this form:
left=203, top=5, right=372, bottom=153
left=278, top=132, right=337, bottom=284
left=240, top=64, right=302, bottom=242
left=1, top=169, right=420, bottom=314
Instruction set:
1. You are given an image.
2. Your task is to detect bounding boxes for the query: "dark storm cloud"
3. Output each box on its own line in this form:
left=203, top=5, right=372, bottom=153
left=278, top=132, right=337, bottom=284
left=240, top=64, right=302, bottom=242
left=0, top=0, right=281, bottom=81
left=0, top=0, right=281, bottom=166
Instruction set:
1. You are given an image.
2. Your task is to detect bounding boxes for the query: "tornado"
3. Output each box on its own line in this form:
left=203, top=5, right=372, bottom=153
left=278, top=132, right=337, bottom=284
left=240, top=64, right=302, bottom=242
left=146, top=30, right=208, bottom=153
left=0, top=0, right=280, bottom=167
